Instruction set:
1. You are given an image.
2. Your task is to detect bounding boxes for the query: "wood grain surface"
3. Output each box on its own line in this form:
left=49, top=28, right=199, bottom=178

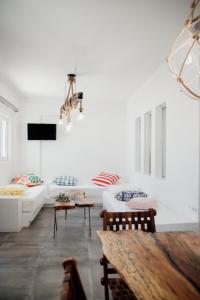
left=54, top=201, right=75, bottom=210
left=76, top=197, right=94, bottom=208
left=97, top=230, right=200, bottom=300
left=154, top=231, right=200, bottom=291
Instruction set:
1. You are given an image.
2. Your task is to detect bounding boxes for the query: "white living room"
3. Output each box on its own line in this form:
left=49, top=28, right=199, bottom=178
left=0, top=1, right=200, bottom=300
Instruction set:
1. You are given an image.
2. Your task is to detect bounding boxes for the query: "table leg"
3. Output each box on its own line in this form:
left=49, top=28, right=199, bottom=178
left=84, top=207, right=86, bottom=219
left=53, top=209, right=57, bottom=238
left=65, top=209, right=67, bottom=220
left=88, top=207, right=91, bottom=237
left=55, top=211, right=58, bottom=231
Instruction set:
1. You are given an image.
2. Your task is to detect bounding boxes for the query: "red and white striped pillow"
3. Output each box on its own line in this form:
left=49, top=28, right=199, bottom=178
left=91, top=172, right=120, bottom=186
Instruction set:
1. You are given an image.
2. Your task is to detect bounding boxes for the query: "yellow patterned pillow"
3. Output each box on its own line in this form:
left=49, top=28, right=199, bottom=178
left=0, top=185, right=26, bottom=196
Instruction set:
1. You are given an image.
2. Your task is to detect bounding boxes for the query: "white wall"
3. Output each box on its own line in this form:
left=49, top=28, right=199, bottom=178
left=0, top=81, right=20, bottom=185
left=19, top=98, right=126, bottom=183
left=126, top=63, right=199, bottom=222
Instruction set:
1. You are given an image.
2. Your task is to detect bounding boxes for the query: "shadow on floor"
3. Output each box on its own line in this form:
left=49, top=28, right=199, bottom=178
left=0, top=206, right=104, bottom=300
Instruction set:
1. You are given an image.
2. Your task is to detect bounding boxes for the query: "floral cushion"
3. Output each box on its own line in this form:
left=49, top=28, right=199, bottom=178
left=52, top=176, right=78, bottom=186
left=15, top=174, right=42, bottom=187
left=115, top=191, right=147, bottom=202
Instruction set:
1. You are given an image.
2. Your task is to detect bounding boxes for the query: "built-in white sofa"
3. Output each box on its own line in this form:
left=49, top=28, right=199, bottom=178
left=0, top=182, right=197, bottom=233
left=0, top=183, right=104, bottom=232
left=0, top=185, right=47, bottom=232
left=45, top=183, right=104, bottom=204
left=102, top=190, right=198, bottom=232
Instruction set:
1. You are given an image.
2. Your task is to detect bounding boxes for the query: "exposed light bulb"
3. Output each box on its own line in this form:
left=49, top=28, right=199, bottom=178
left=77, top=112, right=84, bottom=120
left=186, top=54, right=192, bottom=65
left=58, top=118, right=63, bottom=125
left=66, top=122, right=72, bottom=132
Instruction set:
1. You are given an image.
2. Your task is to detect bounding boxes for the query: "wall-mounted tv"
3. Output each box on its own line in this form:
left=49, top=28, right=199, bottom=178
left=28, top=123, right=56, bottom=140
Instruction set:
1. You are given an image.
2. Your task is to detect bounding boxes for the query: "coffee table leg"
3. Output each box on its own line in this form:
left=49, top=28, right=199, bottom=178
left=55, top=211, right=58, bottom=231
left=65, top=209, right=67, bottom=220
left=88, top=207, right=91, bottom=237
left=84, top=207, right=86, bottom=219
left=53, top=209, right=57, bottom=238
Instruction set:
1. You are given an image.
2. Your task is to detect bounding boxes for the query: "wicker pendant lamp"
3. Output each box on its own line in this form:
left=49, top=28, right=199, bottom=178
left=167, top=0, right=200, bottom=100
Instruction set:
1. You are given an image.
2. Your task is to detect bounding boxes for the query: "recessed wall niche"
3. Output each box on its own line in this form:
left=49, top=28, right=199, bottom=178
left=135, top=117, right=141, bottom=172
left=143, top=111, right=152, bottom=175
left=155, top=103, right=166, bottom=178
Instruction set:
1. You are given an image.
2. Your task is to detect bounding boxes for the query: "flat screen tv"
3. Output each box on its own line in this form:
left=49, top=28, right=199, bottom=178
left=28, top=123, right=56, bottom=140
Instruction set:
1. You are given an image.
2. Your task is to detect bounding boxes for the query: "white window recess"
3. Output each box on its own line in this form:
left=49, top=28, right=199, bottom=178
left=135, top=117, right=141, bottom=172
left=143, top=111, right=152, bottom=175
left=0, top=115, right=8, bottom=160
left=155, top=103, right=166, bottom=178
left=0, top=96, right=18, bottom=112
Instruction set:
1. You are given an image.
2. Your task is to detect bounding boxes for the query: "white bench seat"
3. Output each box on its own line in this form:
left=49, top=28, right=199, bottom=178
left=0, top=185, right=47, bottom=232
left=45, top=183, right=104, bottom=204
left=102, top=190, right=197, bottom=232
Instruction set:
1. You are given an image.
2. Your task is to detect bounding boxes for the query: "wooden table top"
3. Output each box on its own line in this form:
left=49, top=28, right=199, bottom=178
left=54, top=201, right=76, bottom=210
left=97, top=230, right=200, bottom=300
left=75, top=197, right=94, bottom=208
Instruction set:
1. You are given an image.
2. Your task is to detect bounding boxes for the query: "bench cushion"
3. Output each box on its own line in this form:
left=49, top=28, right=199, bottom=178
left=22, top=185, right=46, bottom=212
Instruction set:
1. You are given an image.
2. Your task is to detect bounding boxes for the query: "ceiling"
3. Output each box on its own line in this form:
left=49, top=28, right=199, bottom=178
left=0, top=0, right=190, bottom=103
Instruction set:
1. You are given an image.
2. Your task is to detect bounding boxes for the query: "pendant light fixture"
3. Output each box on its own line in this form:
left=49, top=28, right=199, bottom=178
left=58, top=73, right=84, bottom=131
left=167, top=0, right=200, bottom=100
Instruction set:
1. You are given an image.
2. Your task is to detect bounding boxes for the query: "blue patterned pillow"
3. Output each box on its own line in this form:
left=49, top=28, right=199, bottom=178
left=52, top=176, right=78, bottom=186
left=115, top=191, right=147, bottom=202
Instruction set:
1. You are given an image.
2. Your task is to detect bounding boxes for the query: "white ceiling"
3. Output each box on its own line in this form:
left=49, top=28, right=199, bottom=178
left=0, top=0, right=190, bottom=103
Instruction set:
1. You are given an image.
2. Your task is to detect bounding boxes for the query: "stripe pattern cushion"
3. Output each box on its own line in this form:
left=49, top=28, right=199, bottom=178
left=91, top=172, right=119, bottom=186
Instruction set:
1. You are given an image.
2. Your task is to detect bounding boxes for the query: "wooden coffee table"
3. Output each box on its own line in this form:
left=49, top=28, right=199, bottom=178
left=53, top=197, right=94, bottom=238
left=53, top=201, right=75, bottom=238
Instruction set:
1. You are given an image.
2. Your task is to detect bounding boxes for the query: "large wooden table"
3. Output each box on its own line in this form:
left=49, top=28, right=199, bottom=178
left=97, top=230, right=200, bottom=300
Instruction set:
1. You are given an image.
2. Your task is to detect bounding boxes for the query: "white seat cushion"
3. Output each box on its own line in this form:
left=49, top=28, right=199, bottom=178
left=22, top=185, right=46, bottom=212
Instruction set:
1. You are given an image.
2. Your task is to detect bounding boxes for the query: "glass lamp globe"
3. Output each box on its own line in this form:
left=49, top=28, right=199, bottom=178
left=77, top=111, right=84, bottom=120
left=167, top=16, right=200, bottom=100
left=66, top=122, right=72, bottom=132
left=58, top=118, right=63, bottom=125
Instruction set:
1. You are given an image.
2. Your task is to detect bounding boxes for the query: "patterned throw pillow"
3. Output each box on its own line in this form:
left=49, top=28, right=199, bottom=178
left=115, top=191, right=147, bottom=202
left=91, top=172, right=119, bottom=186
left=15, top=174, right=42, bottom=187
left=28, top=174, right=42, bottom=185
left=52, top=176, right=78, bottom=186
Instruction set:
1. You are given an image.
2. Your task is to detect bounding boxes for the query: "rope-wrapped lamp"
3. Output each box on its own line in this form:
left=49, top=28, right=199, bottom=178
left=167, top=0, right=200, bottom=100
left=59, top=74, right=83, bottom=131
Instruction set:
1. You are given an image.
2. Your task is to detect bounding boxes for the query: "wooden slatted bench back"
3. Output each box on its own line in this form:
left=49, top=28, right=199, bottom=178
left=101, top=209, right=156, bottom=233
left=61, top=257, right=87, bottom=300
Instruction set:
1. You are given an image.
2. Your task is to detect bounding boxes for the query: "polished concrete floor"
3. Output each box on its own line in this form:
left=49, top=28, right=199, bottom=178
left=0, top=206, right=105, bottom=300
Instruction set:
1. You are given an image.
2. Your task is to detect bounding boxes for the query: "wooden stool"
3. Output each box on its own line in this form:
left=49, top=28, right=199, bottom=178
left=53, top=201, right=75, bottom=238
left=75, top=197, right=94, bottom=237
